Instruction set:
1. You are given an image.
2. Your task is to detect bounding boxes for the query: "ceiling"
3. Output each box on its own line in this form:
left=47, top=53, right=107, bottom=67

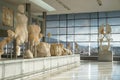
left=4, top=0, right=120, bottom=15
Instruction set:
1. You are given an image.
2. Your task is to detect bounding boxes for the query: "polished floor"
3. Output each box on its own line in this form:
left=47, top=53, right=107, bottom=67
left=31, top=61, right=120, bottom=80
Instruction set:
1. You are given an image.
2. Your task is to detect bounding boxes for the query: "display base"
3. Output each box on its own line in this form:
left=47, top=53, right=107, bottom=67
left=0, top=55, right=80, bottom=80
left=98, top=51, right=113, bottom=62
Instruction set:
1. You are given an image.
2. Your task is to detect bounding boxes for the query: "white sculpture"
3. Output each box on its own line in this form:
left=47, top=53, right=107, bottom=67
left=8, top=5, right=28, bottom=56
left=98, top=24, right=113, bottom=61
left=24, top=49, right=33, bottom=59
left=0, top=36, right=13, bottom=59
left=28, top=24, right=43, bottom=47
left=28, top=24, right=43, bottom=57
left=50, top=43, right=64, bottom=56
left=15, top=5, right=28, bottom=56
left=98, top=24, right=112, bottom=51
left=37, top=42, right=51, bottom=57
left=62, top=48, right=72, bottom=55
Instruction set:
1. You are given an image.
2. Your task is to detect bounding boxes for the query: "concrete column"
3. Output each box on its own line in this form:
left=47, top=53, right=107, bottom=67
left=42, top=12, right=47, bottom=42
left=26, top=3, right=31, bottom=25
left=26, top=3, right=32, bottom=50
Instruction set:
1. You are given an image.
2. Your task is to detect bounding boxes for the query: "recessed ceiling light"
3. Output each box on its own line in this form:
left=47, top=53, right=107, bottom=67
left=29, top=0, right=56, bottom=11
left=56, top=0, right=70, bottom=10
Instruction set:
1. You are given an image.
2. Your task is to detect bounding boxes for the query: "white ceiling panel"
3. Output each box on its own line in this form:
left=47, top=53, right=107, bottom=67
left=4, top=0, right=120, bottom=15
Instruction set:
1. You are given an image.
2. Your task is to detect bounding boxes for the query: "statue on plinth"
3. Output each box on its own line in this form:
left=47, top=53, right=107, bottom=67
left=98, top=24, right=112, bottom=51
left=8, top=5, right=28, bottom=56
left=98, top=24, right=113, bottom=61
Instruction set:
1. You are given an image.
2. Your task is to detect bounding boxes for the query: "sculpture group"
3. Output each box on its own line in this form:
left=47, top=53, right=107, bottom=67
left=98, top=24, right=113, bottom=61
left=0, top=5, right=72, bottom=59
left=98, top=24, right=112, bottom=51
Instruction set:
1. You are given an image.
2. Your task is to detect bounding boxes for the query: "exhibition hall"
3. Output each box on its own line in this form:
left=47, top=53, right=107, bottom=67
left=0, top=0, right=120, bottom=80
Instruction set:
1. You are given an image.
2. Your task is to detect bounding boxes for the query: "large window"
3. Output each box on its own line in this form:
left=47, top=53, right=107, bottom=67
left=46, top=11, right=120, bottom=56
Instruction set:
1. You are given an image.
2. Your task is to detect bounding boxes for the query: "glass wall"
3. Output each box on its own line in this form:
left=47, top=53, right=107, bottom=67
left=46, top=11, right=120, bottom=56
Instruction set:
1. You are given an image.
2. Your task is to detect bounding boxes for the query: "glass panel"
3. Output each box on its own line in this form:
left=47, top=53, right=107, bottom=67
left=91, top=35, right=98, bottom=41
left=107, top=11, right=120, bottom=17
left=75, top=13, right=90, bottom=19
left=111, top=26, right=120, bottom=33
left=59, top=28, right=66, bottom=34
left=59, top=42, right=67, bottom=48
left=91, top=27, right=98, bottom=33
left=75, top=27, right=90, bottom=34
left=99, top=19, right=106, bottom=26
left=111, top=34, right=120, bottom=41
left=32, top=18, right=37, bottom=24
left=99, top=12, right=107, bottom=18
left=47, top=21, right=59, bottom=27
left=68, top=14, right=74, bottom=19
left=91, top=12, right=98, bottom=18
left=77, top=42, right=89, bottom=56
left=48, top=35, right=59, bottom=43
left=68, top=20, right=74, bottom=27
left=0, top=37, right=4, bottom=41
left=75, top=20, right=90, bottom=26
left=46, top=15, right=59, bottom=20
left=91, top=19, right=98, bottom=26
left=60, top=14, right=66, bottom=20
left=46, top=28, right=59, bottom=35
left=59, top=35, right=66, bottom=42
left=75, top=35, right=89, bottom=41
left=68, top=28, right=74, bottom=34
left=67, top=35, right=74, bottom=41
left=108, top=18, right=120, bottom=25
left=60, top=21, right=66, bottom=27
left=111, top=42, right=120, bottom=56
left=90, top=42, right=98, bottom=56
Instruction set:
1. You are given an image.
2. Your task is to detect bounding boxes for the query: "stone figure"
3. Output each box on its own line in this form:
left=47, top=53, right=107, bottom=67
left=62, top=48, right=72, bottom=55
left=24, top=49, right=33, bottom=59
left=8, top=5, right=28, bottom=56
left=98, top=24, right=112, bottom=51
left=50, top=43, right=64, bottom=56
left=50, top=43, right=72, bottom=56
left=75, top=42, right=79, bottom=53
left=28, top=24, right=43, bottom=57
left=37, top=42, right=51, bottom=57
left=15, top=5, right=28, bottom=56
left=67, top=42, right=71, bottom=50
left=0, top=36, right=13, bottom=59
left=28, top=24, right=43, bottom=47
left=98, top=24, right=113, bottom=61
left=47, top=32, right=51, bottom=43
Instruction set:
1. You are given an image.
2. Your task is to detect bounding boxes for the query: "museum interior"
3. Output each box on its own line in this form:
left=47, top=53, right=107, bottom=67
left=0, top=0, right=120, bottom=80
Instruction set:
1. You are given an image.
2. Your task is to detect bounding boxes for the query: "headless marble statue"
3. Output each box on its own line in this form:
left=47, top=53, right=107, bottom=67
left=8, top=5, right=28, bottom=56
left=15, top=5, right=28, bottom=56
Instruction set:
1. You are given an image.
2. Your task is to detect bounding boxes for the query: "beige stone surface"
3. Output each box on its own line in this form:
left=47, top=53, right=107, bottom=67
left=62, top=48, right=72, bottom=55
left=7, top=5, right=28, bottom=56
left=0, top=37, right=13, bottom=56
left=28, top=24, right=43, bottom=47
left=24, top=49, right=33, bottom=59
left=50, top=43, right=64, bottom=56
left=37, top=42, right=51, bottom=57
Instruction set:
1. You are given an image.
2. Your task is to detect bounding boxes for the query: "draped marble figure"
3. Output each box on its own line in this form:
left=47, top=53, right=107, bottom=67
left=15, top=5, right=28, bottom=56
left=98, top=24, right=112, bottom=51
left=8, top=5, right=28, bottom=56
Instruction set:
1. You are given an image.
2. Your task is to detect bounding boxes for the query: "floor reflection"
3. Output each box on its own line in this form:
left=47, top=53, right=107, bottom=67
left=31, top=61, right=120, bottom=80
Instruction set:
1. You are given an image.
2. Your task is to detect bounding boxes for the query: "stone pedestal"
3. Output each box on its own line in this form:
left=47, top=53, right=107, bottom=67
left=0, top=55, right=80, bottom=80
left=98, top=51, right=113, bottom=62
